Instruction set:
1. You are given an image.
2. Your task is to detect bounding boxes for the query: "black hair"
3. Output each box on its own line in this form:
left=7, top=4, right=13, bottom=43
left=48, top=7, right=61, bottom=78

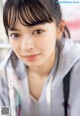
left=3, top=0, right=70, bottom=38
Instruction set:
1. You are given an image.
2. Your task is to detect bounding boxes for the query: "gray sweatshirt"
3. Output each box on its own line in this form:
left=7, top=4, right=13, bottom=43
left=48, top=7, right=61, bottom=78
left=0, top=39, right=80, bottom=116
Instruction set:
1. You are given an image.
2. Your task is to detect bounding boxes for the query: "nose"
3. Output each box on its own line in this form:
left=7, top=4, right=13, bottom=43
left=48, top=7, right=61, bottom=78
left=21, top=36, right=34, bottom=51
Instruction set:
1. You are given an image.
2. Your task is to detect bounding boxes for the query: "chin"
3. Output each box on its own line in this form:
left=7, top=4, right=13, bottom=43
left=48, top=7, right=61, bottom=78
left=24, top=61, right=44, bottom=67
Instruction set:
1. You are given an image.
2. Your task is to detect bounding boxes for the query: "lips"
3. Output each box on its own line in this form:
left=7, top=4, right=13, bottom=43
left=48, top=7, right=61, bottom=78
left=27, top=54, right=38, bottom=58
left=23, top=54, right=40, bottom=61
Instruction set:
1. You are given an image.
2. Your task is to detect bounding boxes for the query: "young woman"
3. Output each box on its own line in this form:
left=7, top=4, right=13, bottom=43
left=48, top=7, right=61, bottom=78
left=0, top=0, right=80, bottom=116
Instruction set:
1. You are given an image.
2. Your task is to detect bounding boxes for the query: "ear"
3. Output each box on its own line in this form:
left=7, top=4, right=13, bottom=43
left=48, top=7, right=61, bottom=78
left=57, top=19, right=65, bottom=39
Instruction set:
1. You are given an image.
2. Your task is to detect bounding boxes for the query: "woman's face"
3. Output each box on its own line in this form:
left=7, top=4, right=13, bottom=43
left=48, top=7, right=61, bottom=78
left=8, top=20, right=60, bottom=67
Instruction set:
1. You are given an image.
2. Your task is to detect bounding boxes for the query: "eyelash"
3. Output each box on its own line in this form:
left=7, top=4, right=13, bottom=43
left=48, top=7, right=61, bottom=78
left=33, top=29, right=45, bottom=35
left=10, top=33, right=20, bottom=39
left=9, top=29, right=45, bottom=39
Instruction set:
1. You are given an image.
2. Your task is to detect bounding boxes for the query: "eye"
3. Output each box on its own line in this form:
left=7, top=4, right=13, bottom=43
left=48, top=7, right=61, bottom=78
left=33, top=29, right=44, bottom=35
left=9, top=33, right=20, bottom=39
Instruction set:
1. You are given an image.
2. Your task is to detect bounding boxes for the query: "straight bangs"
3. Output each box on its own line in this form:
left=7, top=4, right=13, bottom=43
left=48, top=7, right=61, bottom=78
left=3, top=0, right=53, bottom=34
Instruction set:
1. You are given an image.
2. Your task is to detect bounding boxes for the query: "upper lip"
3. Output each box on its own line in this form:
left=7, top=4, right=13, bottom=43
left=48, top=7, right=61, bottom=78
left=22, top=54, right=40, bottom=58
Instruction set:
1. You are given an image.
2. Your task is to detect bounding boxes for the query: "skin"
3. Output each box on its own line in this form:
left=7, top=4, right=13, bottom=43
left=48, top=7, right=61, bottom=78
left=8, top=20, right=64, bottom=100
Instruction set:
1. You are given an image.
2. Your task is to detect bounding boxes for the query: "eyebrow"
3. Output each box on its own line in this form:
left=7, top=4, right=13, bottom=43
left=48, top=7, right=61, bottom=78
left=27, top=21, right=47, bottom=27
left=9, top=21, right=47, bottom=31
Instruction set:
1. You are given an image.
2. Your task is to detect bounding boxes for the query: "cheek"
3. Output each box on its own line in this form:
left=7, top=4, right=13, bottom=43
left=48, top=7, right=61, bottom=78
left=43, top=38, right=56, bottom=55
left=10, top=40, right=20, bottom=53
left=43, top=36, right=56, bottom=49
left=38, top=32, right=56, bottom=47
left=38, top=38, right=56, bottom=55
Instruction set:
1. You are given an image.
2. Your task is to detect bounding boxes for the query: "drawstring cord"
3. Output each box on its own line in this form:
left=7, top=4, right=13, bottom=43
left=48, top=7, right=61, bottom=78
left=46, top=47, right=58, bottom=116
left=46, top=69, right=71, bottom=116
left=63, top=70, right=71, bottom=116
left=8, top=78, right=17, bottom=116
left=7, top=67, right=22, bottom=116
left=46, top=75, right=53, bottom=116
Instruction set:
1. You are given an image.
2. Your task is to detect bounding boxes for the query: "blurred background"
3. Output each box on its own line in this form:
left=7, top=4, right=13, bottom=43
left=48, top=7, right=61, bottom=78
left=0, top=0, right=80, bottom=62
left=0, top=0, right=11, bottom=62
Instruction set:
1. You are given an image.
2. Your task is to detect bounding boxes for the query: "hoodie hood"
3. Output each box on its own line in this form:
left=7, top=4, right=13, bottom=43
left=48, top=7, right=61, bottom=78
left=46, top=39, right=80, bottom=115
left=48, top=39, right=80, bottom=96
left=55, top=39, right=80, bottom=81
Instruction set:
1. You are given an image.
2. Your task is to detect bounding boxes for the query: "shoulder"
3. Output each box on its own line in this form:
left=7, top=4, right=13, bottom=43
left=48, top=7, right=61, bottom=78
left=0, top=50, right=13, bottom=68
left=0, top=50, right=18, bottom=69
left=63, top=39, right=80, bottom=52
left=71, top=59, right=80, bottom=75
left=69, top=59, right=80, bottom=92
left=58, top=38, right=80, bottom=62
left=0, top=50, right=19, bottom=105
left=0, top=50, right=17, bottom=78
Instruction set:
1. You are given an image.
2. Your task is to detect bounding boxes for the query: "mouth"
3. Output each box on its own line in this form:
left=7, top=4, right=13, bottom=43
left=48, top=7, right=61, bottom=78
left=22, top=54, right=40, bottom=61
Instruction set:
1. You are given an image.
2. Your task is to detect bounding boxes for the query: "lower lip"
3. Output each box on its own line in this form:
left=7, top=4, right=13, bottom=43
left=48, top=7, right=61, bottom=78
left=24, top=54, right=40, bottom=61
